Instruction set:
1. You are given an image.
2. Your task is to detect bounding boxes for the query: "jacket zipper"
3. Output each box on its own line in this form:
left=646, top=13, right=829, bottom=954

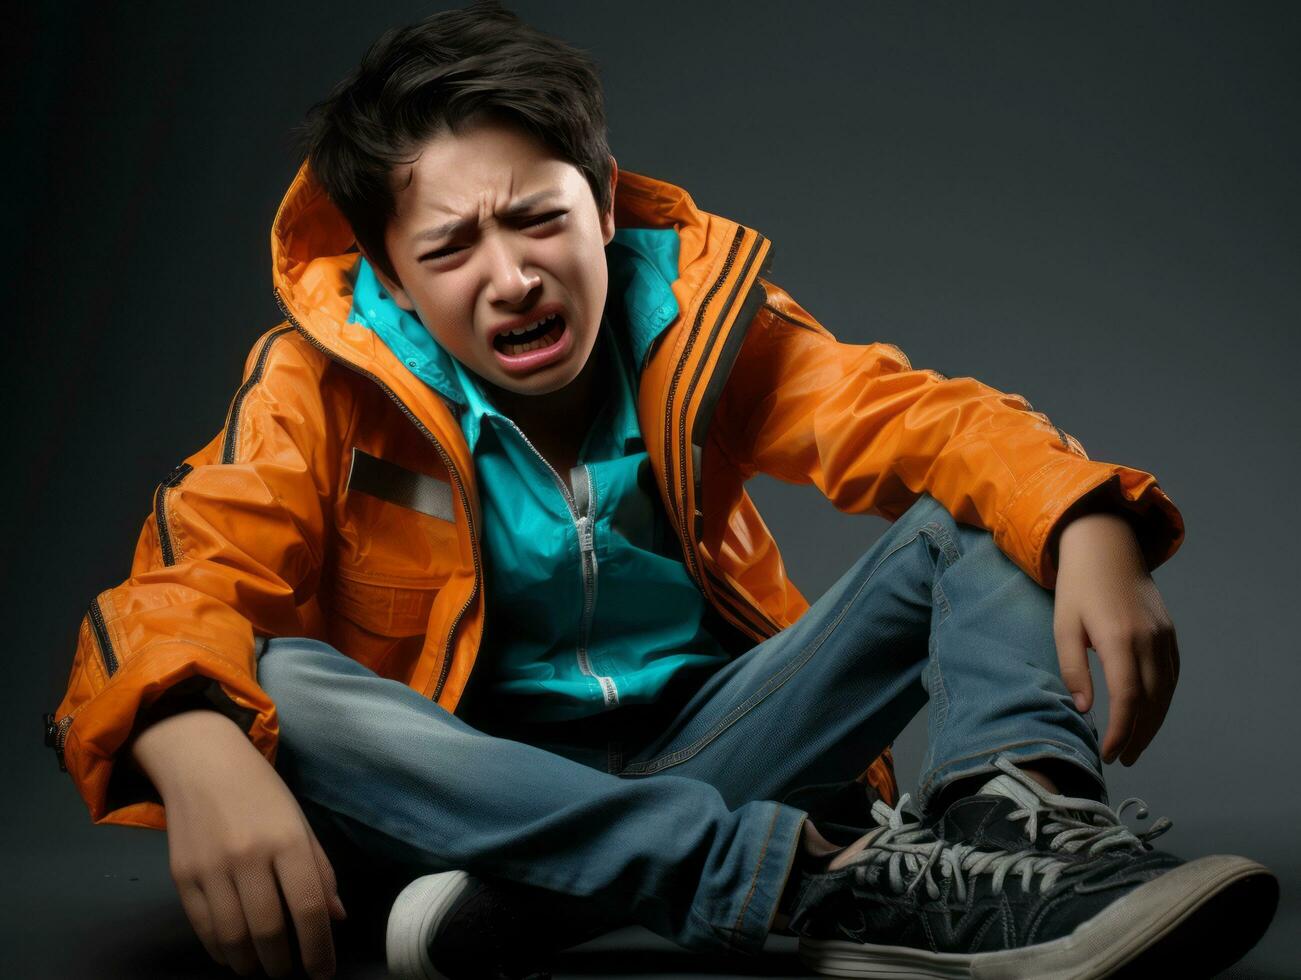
left=46, top=596, right=119, bottom=772
left=498, top=419, right=618, bottom=708
left=273, top=288, right=478, bottom=703
left=155, top=462, right=193, bottom=566
left=88, top=595, right=118, bottom=676
left=43, top=712, right=74, bottom=772
left=222, top=327, right=295, bottom=464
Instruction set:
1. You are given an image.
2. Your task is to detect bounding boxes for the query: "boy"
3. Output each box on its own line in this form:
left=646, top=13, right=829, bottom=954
left=44, top=2, right=1278, bottom=978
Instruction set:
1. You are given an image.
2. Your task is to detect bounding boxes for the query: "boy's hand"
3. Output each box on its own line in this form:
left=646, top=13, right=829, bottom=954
left=131, top=709, right=347, bottom=979
left=1051, top=511, right=1180, bottom=767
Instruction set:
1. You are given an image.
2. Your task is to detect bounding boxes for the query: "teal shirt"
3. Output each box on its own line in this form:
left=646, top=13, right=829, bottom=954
left=349, top=230, right=732, bottom=722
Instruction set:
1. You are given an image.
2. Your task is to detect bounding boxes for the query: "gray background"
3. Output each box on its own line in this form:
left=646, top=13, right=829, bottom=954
left=7, top=1, right=1298, bottom=977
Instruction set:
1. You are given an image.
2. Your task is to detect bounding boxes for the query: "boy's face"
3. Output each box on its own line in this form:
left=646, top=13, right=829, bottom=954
left=370, top=115, right=616, bottom=403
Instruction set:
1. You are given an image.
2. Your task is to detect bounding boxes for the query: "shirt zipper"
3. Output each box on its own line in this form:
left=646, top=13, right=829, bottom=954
left=573, top=465, right=618, bottom=708
left=498, top=418, right=619, bottom=709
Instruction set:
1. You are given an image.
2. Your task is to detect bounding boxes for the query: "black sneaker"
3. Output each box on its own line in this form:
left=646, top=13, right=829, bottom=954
left=787, top=757, right=1279, bottom=979
left=386, top=869, right=616, bottom=979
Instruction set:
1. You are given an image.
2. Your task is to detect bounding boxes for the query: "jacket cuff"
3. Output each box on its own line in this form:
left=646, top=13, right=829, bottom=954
left=998, top=463, right=1185, bottom=590
left=106, top=673, right=261, bottom=818
left=65, top=644, right=273, bottom=831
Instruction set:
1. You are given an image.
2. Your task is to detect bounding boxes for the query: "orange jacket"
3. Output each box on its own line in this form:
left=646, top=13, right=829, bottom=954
left=45, top=163, right=1185, bottom=832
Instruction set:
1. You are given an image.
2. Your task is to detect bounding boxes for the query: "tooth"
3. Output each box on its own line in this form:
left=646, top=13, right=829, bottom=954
left=499, top=315, right=565, bottom=355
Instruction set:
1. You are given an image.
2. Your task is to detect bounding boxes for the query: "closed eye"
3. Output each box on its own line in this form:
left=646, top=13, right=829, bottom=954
left=424, top=244, right=466, bottom=261
left=418, top=212, right=567, bottom=263
left=523, top=210, right=567, bottom=228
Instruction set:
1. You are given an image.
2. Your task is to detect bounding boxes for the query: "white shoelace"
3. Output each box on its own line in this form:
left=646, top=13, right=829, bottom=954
left=846, top=756, right=1173, bottom=903
left=985, top=754, right=1174, bottom=857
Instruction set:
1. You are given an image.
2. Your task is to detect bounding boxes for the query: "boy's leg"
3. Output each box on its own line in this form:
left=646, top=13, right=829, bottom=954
left=257, top=637, right=805, bottom=956
left=613, top=491, right=1104, bottom=824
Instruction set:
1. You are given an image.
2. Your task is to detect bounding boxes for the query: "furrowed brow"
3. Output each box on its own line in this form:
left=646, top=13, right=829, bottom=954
left=414, top=190, right=562, bottom=243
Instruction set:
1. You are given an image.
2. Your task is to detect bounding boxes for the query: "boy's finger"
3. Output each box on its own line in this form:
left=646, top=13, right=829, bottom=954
left=232, top=863, right=293, bottom=980
left=1120, top=634, right=1170, bottom=766
left=1054, top=620, right=1093, bottom=713
left=304, top=819, right=347, bottom=919
left=274, top=847, right=338, bottom=980
left=1096, top=637, right=1141, bottom=763
left=176, top=883, right=225, bottom=967
left=203, top=874, right=261, bottom=977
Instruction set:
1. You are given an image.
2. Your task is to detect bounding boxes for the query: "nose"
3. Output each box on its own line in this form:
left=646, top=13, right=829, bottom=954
left=483, top=232, right=541, bottom=307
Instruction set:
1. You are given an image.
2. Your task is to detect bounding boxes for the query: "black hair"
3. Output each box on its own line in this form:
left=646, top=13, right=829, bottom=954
left=295, top=0, right=612, bottom=283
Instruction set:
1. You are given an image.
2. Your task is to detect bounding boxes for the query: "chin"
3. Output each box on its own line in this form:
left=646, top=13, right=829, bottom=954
left=483, top=358, right=579, bottom=398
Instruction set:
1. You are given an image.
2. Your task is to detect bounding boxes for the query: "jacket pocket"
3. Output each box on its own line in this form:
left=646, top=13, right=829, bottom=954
left=336, top=447, right=462, bottom=584
left=324, top=565, right=440, bottom=677
left=331, top=567, right=439, bottom=636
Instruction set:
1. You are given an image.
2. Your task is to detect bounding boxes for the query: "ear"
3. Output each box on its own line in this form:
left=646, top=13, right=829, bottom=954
left=600, top=155, right=619, bottom=246
left=358, top=245, right=417, bottom=313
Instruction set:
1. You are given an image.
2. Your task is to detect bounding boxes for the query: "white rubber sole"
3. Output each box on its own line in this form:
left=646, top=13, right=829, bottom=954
left=798, top=854, right=1278, bottom=979
left=385, top=869, right=472, bottom=980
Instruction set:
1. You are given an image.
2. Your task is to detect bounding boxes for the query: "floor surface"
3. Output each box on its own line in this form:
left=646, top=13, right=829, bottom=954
left=7, top=835, right=1296, bottom=979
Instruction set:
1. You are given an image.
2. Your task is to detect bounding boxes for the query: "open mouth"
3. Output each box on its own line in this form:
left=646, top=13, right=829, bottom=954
left=493, top=312, right=566, bottom=357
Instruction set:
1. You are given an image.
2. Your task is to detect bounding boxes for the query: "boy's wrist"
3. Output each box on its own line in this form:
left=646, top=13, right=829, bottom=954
left=128, top=708, right=248, bottom=790
left=1047, top=483, right=1138, bottom=572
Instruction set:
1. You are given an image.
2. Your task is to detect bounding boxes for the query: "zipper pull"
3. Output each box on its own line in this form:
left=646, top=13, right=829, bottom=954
left=43, top=712, right=68, bottom=772
left=162, top=462, right=193, bottom=488
left=577, top=515, right=594, bottom=554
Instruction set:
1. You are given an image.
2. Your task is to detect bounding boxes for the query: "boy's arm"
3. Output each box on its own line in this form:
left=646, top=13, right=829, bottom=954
left=47, top=325, right=347, bottom=830
left=717, top=279, right=1184, bottom=590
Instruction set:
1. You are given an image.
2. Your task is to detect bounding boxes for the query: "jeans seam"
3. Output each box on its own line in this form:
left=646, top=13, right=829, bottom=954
left=924, top=632, right=950, bottom=770
left=932, top=578, right=952, bottom=622
left=723, top=802, right=781, bottom=950
left=919, top=520, right=962, bottom=570
left=619, top=525, right=931, bottom=776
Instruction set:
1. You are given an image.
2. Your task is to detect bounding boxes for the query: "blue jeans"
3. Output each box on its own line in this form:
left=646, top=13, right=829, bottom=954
left=257, top=492, right=1105, bottom=955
